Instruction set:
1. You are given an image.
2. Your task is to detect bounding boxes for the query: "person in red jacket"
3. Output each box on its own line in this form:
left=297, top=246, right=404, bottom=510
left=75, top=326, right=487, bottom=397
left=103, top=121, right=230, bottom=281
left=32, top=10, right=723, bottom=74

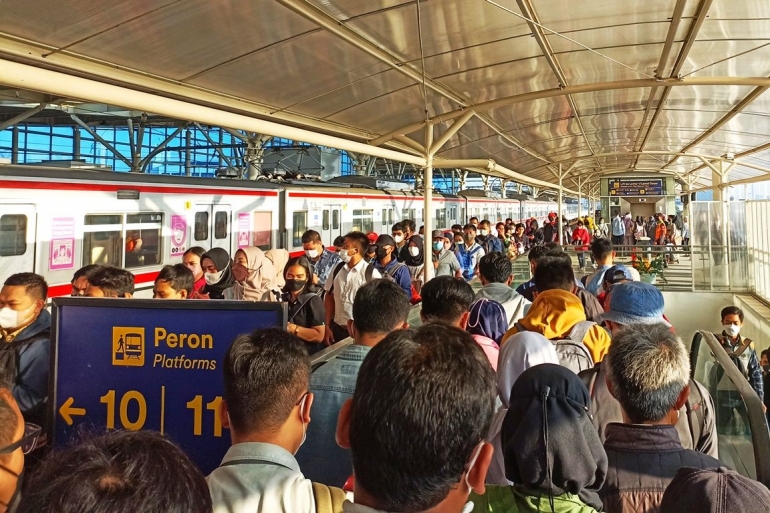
left=571, top=219, right=591, bottom=271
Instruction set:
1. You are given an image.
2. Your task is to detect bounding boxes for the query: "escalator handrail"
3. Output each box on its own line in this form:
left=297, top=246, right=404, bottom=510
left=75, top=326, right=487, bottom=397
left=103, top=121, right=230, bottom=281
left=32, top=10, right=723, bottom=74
left=696, top=330, right=770, bottom=487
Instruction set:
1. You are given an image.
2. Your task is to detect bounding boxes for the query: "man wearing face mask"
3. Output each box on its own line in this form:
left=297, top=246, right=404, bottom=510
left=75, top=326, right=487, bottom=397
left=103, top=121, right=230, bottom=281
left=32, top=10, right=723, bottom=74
left=431, top=230, right=461, bottom=278
left=207, top=328, right=315, bottom=513
left=391, top=222, right=409, bottom=263
left=300, top=230, right=340, bottom=289
left=476, top=220, right=503, bottom=254
left=372, top=234, right=412, bottom=298
left=0, top=274, right=50, bottom=432
left=0, top=382, right=32, bottom=513
left=457, top=224, right=485, bottom=282
left=710, top=306, right=765, bottom=434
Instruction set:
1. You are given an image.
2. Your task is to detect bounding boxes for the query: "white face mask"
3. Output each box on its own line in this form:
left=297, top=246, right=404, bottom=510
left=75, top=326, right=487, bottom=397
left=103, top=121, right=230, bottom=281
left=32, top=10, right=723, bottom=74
left=304, top=248, right=319, bottom=259
left=204, top=270, right=224, bottom=285
left=338, top=249, right=352, bottom=263
left=724, top=324, right=741, bottom=338
left=479, top=229, right=489, bottom=236
left=409, top=247, right=420, bottom=257
left=393, top=234, right=404, bottom=244
left=0, top=304, right=35, bottom=330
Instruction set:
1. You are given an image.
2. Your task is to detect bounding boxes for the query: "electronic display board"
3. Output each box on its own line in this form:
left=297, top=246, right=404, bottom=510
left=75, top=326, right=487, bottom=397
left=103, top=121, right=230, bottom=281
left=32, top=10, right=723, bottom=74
left=608, top=179, right=664, bottom=196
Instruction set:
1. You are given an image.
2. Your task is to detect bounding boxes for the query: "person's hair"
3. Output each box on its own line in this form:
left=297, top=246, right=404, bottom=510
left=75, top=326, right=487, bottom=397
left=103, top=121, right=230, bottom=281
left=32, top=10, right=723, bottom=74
left=591, top=238, right=613, bottom=260
left=463, top=223, right=477, bottom=233
left=222, top=328, right=310, bottom=434
left=515, top=223, right=524, bottom=230
left=86, top=267, right=135, bottom=296
left=605, top=323, right=690, bottom=423
left=527, top=245, right=550, bottom=263
left=420, top=276, right=474, bottom=323
left=0, top=382, right=15, bottom=465
left=183, top=246, right=206, bottom=259
left=544, top=241, right=558, bottom=250
left=496, top=222, right=504, bottom=229
left=17, top=430, right=211, bottom=513
left=613, top=210, right=619, bottom=217
left=344, top=231, right=370, bottom=254
left=530, top=219, right=539, bottom=230
left=4, top=273, right=48, bottom=301
left=353, top=280, right=411, bottom=334
left=534, top=256, right=574, bottom=292
left=721, top=306, right=744, bottom=323
left=469, top=216, right=479, bottom=223
left=479, top=219, right=491, bottom=229
left=301, top=230, right=322, bottom=244
left=349, top=325, right=495, bottom=511
left=478, top=252, right=512, bottom=283
left=401, top=219, right=416, bottom=234
left=391, top=222, right=404, bottom=233
left=762, top=349, right=770, bottom=361
left=156, top=264, right=194, bottom=295
left=284, top=256, right=320, bottom=294
left=333, top=235, right=346, bottom=248
left=451, top=224, right=462, bottom=232
left=71, top=265, right=102, bottom=284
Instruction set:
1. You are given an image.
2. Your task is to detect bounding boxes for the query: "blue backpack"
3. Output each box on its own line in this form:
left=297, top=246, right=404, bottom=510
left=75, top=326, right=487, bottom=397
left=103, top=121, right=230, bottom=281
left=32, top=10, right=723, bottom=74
left=458, top=245, right=483, bottom=281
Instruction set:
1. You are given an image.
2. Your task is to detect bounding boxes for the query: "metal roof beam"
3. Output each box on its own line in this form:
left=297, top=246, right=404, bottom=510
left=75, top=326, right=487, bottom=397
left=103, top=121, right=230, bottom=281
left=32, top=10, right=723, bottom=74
left=0, top=100, right=58, bottom=131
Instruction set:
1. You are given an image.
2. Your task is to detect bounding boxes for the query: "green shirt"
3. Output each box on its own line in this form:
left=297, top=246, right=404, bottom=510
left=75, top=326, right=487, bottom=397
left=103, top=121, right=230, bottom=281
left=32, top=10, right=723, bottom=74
left=469, top=485, right=599, bottom=513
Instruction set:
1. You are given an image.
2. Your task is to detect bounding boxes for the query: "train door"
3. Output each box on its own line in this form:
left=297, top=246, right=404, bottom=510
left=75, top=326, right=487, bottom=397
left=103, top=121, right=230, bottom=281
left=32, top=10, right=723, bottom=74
left=0, top=205, right=36, bottom=284
left=193, top=205, right=232, bottom=253
left=320, top=205, right=342, bottom=247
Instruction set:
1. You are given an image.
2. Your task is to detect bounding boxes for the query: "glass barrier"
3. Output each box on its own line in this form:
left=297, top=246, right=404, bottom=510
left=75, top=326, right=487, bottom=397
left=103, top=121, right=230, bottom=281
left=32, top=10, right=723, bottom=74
left=691, top=331, right=770, bottom=486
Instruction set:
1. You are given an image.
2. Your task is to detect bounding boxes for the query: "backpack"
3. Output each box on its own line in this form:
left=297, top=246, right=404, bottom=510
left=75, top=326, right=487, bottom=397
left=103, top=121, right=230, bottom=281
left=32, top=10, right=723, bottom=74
left=458, top=245, right=483, bottom=281
left=312, top=482, right=346, bottom=513
left=329, top=261, right=376, bottom=292
left=0, top=333, right=45, bottom=387
left=515, top=321, right=595, bottom=374
left=579, top=365, right=707, bottom=452
left=379, top=261, right=407, bottom=285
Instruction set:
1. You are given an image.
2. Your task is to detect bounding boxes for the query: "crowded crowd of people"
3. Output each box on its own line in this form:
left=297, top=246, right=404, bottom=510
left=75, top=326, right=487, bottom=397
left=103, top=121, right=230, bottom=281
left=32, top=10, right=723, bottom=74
left=0, top=212, right=767, bottom=513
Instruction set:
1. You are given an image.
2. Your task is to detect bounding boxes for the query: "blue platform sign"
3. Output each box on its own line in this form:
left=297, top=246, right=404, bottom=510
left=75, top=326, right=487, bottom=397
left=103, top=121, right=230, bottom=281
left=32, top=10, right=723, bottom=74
left=50, top=298, right=287, bottom=474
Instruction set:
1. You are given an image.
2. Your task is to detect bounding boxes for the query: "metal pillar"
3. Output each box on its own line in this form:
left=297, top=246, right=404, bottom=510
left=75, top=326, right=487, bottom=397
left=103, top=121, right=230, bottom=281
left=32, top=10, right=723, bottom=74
left=11, top=126, right=19, bottom=164
left=70, top=114, right=132, bottom=168
left=557, top=164, right=564, bottom=245
left=423, top=124, right=435, bottom=284
left=72, top=126, right=81, bottom=161
left=185, top=129, right=191, bottom=176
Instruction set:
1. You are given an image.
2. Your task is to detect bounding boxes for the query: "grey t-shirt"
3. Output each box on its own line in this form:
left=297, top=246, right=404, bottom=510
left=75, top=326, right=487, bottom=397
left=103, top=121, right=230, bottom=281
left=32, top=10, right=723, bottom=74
left=433, top=249, right=460, bottom=277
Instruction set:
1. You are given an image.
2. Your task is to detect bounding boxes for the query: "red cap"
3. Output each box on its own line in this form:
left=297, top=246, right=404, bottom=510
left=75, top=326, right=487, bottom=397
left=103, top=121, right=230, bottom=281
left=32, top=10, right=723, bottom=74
left=366, top=232, right=378, bottom=243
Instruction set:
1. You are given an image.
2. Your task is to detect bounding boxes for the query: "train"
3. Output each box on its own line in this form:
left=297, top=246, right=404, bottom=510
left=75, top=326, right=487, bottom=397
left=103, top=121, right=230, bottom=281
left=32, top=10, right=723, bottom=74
left=0, top=163, right=580, bottom=297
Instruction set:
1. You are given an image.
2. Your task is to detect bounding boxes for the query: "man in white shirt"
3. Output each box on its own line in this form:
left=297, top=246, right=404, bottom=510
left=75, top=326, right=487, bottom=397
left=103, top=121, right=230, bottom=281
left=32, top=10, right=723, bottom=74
left=207, top=328, right=315, bottom=513
left=323, top=232, right=382, bottom=344
left=457, top=223, right=485, bottom=281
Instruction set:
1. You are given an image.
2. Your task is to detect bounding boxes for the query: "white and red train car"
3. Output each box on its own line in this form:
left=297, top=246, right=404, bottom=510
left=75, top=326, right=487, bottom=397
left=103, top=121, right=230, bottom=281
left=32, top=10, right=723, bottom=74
left=0, top=164, right=575, bottom=297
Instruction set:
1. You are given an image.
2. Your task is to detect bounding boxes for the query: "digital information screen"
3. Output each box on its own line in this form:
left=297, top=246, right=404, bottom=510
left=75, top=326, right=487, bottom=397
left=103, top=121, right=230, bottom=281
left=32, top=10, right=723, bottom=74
left=50, top=298, right=287, bottom=474
left=608, top=179, right=664, bottom=196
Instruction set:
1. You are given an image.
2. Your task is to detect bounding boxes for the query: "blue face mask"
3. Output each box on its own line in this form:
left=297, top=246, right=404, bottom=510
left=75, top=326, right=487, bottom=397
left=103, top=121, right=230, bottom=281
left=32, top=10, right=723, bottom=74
left=433, top=241, right=443, bottom=251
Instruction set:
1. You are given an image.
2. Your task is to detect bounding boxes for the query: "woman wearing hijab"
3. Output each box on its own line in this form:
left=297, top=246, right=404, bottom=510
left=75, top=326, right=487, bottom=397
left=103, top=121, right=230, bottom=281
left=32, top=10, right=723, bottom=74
left=473, top=364, right=608, bottom=512
left=232, top=246, right=275, bottom=301
left=200, top=248, right=236, bottom=300
left=466, top=298, right=507, bottom=371
left=265, top=248, right=290, bottom=300
left=404, top=235, right=425, bottom=294
left=486, top=332, right=559, bottom=485
left=282, top=256, right=326, bottom=354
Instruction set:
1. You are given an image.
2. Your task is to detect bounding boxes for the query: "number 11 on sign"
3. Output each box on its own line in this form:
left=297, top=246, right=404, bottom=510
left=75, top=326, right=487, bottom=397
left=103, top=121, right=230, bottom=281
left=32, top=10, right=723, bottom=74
left=186, top=395, right=223, bottom=437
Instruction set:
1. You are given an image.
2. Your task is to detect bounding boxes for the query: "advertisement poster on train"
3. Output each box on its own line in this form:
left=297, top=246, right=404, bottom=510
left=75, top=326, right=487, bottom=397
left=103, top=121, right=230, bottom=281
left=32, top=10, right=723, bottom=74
left=237, top=213, right=250, bottom=248
left=51, top=299, right=287, bottom=474
left=170, top=215, right=187, bottom=257
left=49, top=217, right=75, bottom=271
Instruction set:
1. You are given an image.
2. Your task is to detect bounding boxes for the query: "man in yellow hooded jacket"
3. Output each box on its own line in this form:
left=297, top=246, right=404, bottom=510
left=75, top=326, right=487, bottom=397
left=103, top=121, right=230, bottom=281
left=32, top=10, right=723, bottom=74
left=502, top=254, right=611, bottom=364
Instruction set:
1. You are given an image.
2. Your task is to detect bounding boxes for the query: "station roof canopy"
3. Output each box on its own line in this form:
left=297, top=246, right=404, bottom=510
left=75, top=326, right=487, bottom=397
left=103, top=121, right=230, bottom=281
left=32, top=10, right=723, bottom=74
left=2, top=0, right=770, bottom=192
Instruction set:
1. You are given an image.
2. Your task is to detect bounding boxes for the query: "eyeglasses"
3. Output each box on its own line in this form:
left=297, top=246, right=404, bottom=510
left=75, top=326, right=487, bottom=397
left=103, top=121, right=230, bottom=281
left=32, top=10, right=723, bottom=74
left=0, top=423, right=42, bottom=455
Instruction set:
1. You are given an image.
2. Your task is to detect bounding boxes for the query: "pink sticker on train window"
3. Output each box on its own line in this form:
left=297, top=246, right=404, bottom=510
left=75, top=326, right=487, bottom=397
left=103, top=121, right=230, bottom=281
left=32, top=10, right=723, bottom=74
left=170, top=215, right=187, bottom=257
left=238, top=213, right=250, bottom=248
left=49, top=217, right=75, bottom=271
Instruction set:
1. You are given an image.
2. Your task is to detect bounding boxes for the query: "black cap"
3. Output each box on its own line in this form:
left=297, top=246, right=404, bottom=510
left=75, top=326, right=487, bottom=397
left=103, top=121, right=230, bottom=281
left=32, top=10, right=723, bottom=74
left=375, top=234, right=396, bottom=247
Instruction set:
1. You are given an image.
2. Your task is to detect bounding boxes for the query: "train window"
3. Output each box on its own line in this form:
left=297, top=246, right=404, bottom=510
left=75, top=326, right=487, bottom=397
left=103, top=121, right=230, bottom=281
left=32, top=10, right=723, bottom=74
left=194, top=212, right=209, bottom=241
left=125, top=213, right=163, bottom=268
left=252, top=212, right=271, bottom=250
left=322, top=210, right=330, bottom=231
left=83, top=214, right=123, bottom=267
left=381, top=208, right=387, bottom=227
left=293, top=211, right=307, bottom=247
left=436, top=209, right=446, bottom=229
left=0, top=214, right=27, bottom=256
left=214, top=212, right=229, bottom=240
left=352, top=209, right=373, bottom=233
left=332, top=209, right=340, bottom=230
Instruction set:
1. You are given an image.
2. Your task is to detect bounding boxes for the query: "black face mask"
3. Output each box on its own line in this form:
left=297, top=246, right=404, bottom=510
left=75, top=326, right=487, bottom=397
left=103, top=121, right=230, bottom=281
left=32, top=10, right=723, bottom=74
left=284, top=279, right=307, bottom=293
left=376, top=247, right=389, bottom=260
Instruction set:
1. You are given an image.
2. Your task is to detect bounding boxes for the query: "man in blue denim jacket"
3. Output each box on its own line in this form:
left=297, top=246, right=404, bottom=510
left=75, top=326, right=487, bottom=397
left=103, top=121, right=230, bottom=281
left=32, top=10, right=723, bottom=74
left=295, top=279, right=410, bottom=487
